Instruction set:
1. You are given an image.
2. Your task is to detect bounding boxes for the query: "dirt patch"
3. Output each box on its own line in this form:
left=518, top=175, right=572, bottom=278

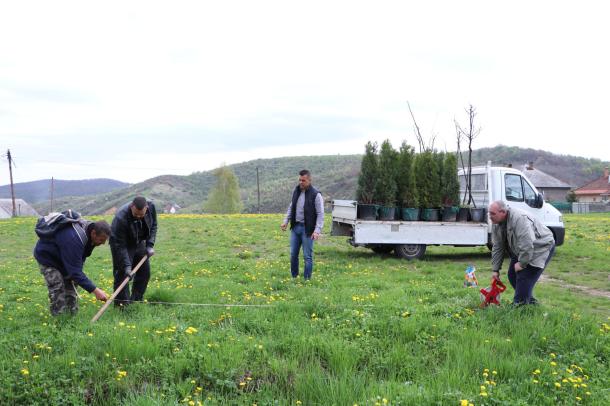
left=539, top=274, right=610, bottom=299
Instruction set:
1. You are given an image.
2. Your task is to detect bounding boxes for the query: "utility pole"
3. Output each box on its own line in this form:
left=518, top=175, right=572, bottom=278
left=7, top=149, right=16, bottom=217
left=256, top=166, right=261, bottom=213
left=50, top=177, right=55, bottom=212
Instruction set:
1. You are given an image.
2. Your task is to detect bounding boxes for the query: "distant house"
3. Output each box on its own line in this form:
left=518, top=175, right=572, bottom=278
left=573, top=167, right=610, bottom=203
left=164, top=203, right=181, bottom=214
left=0, top=198, right=40, bottom=218
left=520, top=162, right=572, bottom=201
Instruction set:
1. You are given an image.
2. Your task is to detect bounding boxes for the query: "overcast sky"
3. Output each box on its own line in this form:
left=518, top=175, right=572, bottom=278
left=1, top=1, right=609, bottom=184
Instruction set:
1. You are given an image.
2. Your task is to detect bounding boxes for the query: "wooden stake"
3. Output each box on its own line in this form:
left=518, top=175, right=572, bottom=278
left=91, top=256, right=148, bottom=323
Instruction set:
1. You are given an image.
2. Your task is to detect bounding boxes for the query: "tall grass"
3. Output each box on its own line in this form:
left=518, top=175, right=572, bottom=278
left=0, top=213, right=608, bottom=405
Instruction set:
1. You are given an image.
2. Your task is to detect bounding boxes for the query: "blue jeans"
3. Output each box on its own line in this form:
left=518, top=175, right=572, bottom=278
left=290, top=223, right=314, bottom=279
left=507, top=244, right=555, bottom=305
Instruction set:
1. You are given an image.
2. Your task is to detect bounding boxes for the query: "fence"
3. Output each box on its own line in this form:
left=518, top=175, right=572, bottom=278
left=571, top=202, right=610, bottom=214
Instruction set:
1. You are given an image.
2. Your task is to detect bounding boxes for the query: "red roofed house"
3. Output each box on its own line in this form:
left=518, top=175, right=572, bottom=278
left=573, top=167, right=610, bottom=203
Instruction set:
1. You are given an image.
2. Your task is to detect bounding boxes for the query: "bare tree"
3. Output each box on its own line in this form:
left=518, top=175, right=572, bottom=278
left=455, top=105, right=481, bottom=207
left=407, top=101, right=436, bottom=152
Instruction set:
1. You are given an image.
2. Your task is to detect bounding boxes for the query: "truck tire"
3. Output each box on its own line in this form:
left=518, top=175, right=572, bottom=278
left=370, top=245, right=394, bottom=254
left=394, top=244, right=426, bottom=260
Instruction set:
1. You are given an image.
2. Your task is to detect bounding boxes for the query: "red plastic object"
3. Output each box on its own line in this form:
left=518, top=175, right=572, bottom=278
left=479, top=279, right=507, bottom=307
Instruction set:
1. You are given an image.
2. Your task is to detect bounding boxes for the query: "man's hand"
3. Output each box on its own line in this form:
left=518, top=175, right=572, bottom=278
left=514, top=262, right=523, bottom=272
left=146, top=247, right=155, bottom=257
left=280, top=223, right=288, bottom=231
left=311, top=232, right=320, bottom=241
left=93, top=288, right=108, bottom=302
left=492, top=271, right=501, bottom=282
left=124, top=266, right=132, bottom=277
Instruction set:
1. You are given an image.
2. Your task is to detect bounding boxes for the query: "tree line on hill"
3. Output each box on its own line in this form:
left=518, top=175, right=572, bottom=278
left=17, top=146, right=609, bottom=216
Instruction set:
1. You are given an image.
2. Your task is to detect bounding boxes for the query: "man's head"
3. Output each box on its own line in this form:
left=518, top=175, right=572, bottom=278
left=488, top=200, right=509, bottom=224
left=90, top=221, right=111, bottom=246
left=298, top=169, right=312, bottom=190
left=130, top=196, right=148, bottom=219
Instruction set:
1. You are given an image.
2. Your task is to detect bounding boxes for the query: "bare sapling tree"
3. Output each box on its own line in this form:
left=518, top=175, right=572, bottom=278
left=407, top=101, right=436, bottom=152
left=455, top=105, right=481, bottom=207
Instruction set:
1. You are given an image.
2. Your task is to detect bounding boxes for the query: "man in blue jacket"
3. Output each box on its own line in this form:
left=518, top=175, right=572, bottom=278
left=110, top=196, right=157, bottom=306
left=34, top=220, right=111, bottom=315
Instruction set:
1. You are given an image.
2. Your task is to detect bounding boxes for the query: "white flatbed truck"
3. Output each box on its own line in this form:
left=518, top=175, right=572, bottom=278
left=330, top=163, right=565, bottom=259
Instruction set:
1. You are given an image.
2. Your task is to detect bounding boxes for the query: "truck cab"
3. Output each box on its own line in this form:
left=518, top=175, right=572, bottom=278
left=460, top=163, right=565, bottom=245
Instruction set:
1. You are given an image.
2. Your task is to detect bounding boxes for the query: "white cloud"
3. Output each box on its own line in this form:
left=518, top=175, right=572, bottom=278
left=1, top=1, right=609, bottom=183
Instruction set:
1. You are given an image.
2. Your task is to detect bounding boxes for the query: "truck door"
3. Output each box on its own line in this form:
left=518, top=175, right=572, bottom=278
left=504, top=173, right=541, bottom=218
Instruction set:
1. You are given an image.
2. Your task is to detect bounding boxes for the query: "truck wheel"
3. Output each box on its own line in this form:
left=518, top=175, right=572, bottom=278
left=370, top=245, right=394, bottom=254
left=394, top=244, right=426, bottom=260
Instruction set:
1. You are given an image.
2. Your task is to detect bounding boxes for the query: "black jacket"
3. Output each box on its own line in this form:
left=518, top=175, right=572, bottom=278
left=110, top=200, right=157, bottom=270
left=290, top=185, right=320, bottom=237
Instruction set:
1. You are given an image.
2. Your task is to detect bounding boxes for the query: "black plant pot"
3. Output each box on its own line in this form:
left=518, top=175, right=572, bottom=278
left=470, top=207, right=486, bottom=222
left=378, top=206, right=396, bottom=221
left=442, top=206, right=459, bottom=222
left=457, top=207, right=470, bottom=222
left=421, top=208, right=440, bottom=221
left=401, top=207, right=420, bottom=221
left=357, top=204, right=378, bottom=220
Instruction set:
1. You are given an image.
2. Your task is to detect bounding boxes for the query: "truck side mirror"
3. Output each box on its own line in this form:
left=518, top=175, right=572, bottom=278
left=536, top=193, right=544, bottom=208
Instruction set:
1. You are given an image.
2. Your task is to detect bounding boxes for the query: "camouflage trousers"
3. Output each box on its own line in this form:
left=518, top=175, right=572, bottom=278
left=39, top=264, right=79, bottom=316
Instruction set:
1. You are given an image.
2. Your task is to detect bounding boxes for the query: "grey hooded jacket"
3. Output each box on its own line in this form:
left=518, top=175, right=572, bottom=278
left=491, top=206, right=555, bottom=272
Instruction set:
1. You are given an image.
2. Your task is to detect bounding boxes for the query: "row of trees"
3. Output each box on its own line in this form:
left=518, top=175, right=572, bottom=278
left=356, top=139, right=460, bottom=208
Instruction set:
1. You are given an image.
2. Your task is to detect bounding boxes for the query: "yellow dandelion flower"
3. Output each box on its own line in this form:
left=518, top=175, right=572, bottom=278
left=555, top=382, right=561, bottom=388
left=20, top=368, right=29, bottom=376
left=460, top=400, right=468, bottom=406
left=480, top=392, right=488, bottom=397
left=550, top=361, right=557, bottom=366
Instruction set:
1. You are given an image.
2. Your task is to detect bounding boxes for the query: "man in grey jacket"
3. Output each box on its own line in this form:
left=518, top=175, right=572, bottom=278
left=489, top=200, right=556, bottom=305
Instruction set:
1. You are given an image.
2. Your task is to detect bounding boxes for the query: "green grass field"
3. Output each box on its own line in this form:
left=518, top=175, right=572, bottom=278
left=0, top=213, right=608, bottom=405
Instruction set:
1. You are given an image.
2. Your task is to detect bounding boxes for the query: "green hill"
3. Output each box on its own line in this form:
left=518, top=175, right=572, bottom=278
left=0, top=178, right=129, bottom=203
left=30, top=146, right=608, bottom=215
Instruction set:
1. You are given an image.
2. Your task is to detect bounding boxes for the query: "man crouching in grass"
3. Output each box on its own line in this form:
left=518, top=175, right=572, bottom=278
left=34, top=220, right=110, bottom=315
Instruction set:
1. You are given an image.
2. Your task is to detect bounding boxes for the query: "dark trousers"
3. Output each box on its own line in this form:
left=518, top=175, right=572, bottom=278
left=111, top=242, right=150, bottom=304
left=507, top=244, right=555, bottom=305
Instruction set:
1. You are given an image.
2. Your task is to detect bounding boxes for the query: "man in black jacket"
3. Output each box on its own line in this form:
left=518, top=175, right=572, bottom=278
left=110, top=196, right=158, bottom=305
left=280, top=170, right=324, bottom=280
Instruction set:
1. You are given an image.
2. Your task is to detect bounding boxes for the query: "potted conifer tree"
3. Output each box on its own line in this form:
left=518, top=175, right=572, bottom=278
left=396, top=141, right=419, bottom=220
left=375, top=140, right=398, bottom=220
left=415, top=150, right=441, bottom=221
left=441, top=152, right=460, bottom=221
left=356, top=141, right=379, bottom=220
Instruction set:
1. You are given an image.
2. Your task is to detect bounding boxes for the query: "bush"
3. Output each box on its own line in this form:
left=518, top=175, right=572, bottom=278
left=396, top=142, right=418, bottom=207
left=375, top=140, right=399, bottom=205
left=356, top=142, right=379, bottom=204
